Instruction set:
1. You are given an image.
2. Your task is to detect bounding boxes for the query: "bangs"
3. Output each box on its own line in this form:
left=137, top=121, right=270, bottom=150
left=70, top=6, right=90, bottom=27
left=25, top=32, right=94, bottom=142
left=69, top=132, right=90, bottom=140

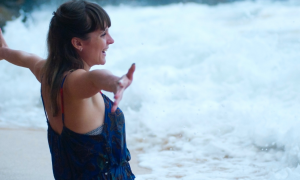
left=85, top=2, right=111, bottom=33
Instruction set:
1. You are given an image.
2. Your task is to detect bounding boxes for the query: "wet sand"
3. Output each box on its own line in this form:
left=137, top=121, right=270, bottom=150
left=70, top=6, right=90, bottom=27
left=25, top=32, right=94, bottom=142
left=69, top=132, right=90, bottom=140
left=0, top=128, right=151, bottom=180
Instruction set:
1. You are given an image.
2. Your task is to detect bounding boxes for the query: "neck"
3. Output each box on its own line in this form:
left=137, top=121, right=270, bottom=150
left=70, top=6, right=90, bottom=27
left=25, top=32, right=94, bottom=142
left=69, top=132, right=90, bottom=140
left=82, top=60, right=91, bottom=71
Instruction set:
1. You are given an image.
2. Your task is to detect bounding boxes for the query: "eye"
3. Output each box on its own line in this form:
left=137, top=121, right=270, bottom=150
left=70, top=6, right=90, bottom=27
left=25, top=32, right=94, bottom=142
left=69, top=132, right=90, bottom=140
left=100, top=32, right=106, bottom=37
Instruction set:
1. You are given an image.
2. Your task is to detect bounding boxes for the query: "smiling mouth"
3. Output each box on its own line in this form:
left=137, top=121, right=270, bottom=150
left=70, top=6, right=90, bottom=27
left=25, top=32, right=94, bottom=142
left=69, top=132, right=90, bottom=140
left=102, top=49, right=107, bottom=54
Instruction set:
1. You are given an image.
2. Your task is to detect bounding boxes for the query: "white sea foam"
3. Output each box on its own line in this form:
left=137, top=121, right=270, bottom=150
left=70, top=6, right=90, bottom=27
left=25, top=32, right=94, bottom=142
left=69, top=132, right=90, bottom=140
left=0, top=0, right=300, bottom=179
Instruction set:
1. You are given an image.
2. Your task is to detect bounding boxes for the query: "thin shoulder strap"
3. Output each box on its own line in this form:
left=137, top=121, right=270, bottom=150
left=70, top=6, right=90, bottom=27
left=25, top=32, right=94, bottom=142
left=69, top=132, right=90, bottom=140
left=40, top=75, right=50, bottom=123
left=60, top=69, right=74, bottom=125
left=40, top=86, right=49, bottom=123
left=60, top=75, right=68, bottom=125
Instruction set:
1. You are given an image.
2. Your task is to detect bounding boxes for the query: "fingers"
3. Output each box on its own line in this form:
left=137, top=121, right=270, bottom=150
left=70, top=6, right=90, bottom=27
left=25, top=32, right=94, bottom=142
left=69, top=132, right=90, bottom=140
left=112, top=92, right=123, bottom=112
left=111, top=101, right=118, bottom=112
left=111, top=95, right=120, bottom=112
left=112, top=63, right=135, bottom=112
left=126, top=63, right=135, bottom=80
left=112, top=85, right=124, bottom=112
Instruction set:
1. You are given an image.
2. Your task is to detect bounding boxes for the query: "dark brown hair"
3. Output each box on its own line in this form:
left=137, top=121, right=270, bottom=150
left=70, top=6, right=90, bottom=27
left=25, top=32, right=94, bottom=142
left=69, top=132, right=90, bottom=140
left=43, top=0, right=111, bottom=116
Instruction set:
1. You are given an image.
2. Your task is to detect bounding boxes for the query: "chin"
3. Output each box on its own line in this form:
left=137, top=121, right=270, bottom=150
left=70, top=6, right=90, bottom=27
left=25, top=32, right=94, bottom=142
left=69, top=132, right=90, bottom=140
left=99, top=61, right=106, bottom=65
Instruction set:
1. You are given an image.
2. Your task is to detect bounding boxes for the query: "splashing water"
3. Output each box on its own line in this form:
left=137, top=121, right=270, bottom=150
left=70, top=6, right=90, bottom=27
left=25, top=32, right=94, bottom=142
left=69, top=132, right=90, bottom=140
left=0, top=1, right=300, bottom=179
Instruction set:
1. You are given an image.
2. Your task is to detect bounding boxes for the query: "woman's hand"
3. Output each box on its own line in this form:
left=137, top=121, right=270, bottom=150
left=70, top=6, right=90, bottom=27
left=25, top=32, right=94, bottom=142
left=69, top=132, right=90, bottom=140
left=112, top=63, right=136, bottom=112
left=0, top=28, right=8, bottom=60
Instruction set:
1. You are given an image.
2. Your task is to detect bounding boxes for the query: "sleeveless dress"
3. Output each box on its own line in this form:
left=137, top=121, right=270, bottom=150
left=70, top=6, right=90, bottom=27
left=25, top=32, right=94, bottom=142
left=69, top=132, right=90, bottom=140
left=41, top=74, right=135, bottom=180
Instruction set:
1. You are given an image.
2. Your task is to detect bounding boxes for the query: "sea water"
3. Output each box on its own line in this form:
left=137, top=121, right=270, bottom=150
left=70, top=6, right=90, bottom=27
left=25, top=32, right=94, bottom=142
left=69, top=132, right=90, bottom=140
left=0, top=0, right=300, bottom=179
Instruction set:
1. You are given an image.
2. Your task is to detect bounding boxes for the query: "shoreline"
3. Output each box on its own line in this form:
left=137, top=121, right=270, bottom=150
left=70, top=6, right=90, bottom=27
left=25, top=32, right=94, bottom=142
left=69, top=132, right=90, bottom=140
left=0, top=128, right=151, bottom=180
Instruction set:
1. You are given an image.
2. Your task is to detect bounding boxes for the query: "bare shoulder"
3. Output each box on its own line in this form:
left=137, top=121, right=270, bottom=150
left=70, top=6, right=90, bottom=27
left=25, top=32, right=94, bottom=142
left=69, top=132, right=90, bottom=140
left=33, top=59, right=46, bottom=82
left=65, top=69, right=89, bottom=84
left=68, top=68, right=87, bottom=77
left=63, top=69, right=99, bottom=99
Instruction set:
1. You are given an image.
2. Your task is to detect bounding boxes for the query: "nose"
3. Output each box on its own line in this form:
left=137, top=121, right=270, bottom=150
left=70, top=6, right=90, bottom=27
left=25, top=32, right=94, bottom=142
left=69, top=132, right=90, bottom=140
left=107, top=34, right=114, bottom=44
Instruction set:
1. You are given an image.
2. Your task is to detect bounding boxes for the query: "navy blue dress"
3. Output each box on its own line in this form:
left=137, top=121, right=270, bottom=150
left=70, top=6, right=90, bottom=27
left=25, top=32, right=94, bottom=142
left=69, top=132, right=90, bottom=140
left=41, top=75, right=135, bottom=180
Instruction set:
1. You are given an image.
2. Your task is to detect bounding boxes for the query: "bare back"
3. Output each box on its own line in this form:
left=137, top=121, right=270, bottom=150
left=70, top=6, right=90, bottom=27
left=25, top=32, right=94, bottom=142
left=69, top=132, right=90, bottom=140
left=41, top=70, right=105, bottom=135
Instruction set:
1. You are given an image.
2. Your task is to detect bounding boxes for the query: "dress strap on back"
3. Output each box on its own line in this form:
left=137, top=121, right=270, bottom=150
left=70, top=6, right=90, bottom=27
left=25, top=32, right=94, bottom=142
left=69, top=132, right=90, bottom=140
left=40, top=74, right=50, bottom=123
left=40, top=87, right=49, bottom=122
left=40, top=70, right=74, bottom=125
left=60, top=75, right=67, bottom=125
left=60, top=69, right=74, bottom=125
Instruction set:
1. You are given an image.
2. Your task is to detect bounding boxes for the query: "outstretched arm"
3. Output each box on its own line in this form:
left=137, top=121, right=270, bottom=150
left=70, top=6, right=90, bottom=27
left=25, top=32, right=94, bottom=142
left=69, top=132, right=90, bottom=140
left=0, top=29, right=45, bottom=82
left=66, top=64, right=136, bottom=112
left=92, top=64, right=135, bottom=112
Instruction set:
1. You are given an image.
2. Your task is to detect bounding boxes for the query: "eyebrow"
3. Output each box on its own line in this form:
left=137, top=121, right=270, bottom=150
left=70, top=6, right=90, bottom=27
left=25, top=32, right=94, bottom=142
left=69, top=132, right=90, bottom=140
left=101, top=27, right=108, bottom=34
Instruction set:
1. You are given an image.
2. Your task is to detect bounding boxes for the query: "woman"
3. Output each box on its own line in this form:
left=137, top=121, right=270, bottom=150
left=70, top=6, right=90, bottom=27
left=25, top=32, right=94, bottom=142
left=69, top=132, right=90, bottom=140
left=0, top=1, right=135, bottom=179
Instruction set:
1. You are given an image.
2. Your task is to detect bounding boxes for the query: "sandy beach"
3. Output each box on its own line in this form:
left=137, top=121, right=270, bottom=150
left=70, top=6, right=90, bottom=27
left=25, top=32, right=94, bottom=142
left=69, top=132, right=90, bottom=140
left=0, top=129, right=151, bottom=180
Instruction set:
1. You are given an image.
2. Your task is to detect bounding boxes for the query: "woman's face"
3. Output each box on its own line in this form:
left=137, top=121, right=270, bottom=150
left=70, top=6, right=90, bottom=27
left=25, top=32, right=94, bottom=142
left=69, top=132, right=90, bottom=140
left=81, top=27, right=114, bottom=67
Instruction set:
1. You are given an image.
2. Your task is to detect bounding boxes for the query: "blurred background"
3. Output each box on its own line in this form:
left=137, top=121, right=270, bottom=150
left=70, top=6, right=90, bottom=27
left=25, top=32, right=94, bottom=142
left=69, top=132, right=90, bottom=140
left=0, top=0, right=300, bottom=179
left=0, top=0, right=286, bottom=28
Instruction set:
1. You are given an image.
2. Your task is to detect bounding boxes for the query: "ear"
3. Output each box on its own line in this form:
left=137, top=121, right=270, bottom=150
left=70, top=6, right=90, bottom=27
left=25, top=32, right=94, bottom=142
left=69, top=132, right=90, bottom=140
left=71, top=37, right=83, bottom=51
